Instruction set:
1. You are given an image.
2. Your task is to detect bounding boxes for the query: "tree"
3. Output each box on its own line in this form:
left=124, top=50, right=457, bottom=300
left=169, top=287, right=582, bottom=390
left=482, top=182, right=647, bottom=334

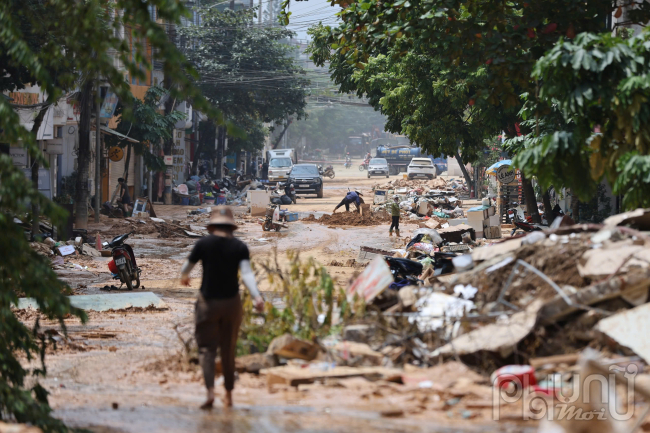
left=106, top=86, right=186, bottom=179
left=297, top=0, right=650, bottom=220
left=518, top=31, right=650, bottom=210
left=0, top=0, right=218, bottom=429
left=309, top=26, right=513, bottom=187
left=179, top=6, right=309, bottom=176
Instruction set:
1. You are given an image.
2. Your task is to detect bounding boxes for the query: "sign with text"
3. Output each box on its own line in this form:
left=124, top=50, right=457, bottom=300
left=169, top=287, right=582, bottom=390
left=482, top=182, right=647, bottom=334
left=496, top=165, right=516, bottom=184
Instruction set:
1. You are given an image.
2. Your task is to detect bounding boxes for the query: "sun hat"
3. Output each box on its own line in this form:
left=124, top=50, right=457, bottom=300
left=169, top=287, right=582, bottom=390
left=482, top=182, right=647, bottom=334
left=207, top=206, right=238, bottom=229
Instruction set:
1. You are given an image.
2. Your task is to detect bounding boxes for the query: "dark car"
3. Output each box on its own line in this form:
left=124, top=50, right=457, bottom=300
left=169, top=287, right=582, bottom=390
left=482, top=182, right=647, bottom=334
left=288, top=164, right=323, bottom=198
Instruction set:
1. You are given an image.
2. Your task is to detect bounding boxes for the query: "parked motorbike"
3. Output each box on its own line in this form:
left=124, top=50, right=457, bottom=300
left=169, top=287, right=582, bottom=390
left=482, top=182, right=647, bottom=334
left=322, top=165, right=335, bottom=179
left=270, top=181, right=296, bottom=205
left=508, top=204, right=545, bottom=236
left=105, top=232, right=141, bottom=290
left=259, top=204, right=289, bottom=232
left=344, top=159, right=352, bottom=169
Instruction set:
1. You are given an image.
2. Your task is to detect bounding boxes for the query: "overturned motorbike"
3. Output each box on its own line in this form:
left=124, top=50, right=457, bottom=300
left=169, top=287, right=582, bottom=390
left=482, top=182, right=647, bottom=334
left=104, top=232, right=141, bottom=290
left=269, top=181, right=296, bottom=205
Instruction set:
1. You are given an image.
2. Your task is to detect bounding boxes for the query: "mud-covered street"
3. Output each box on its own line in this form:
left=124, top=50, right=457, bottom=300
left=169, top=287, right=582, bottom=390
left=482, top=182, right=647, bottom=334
left=26, top=166, right=519, bottom=433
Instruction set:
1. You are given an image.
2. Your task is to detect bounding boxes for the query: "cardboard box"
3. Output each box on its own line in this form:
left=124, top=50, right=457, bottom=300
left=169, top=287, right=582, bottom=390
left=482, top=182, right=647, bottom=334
left=488, top=214, right=500, bottom=227
left=248, top=190, right=271, bottom=216
left=488, top=206, right=496, bottom=216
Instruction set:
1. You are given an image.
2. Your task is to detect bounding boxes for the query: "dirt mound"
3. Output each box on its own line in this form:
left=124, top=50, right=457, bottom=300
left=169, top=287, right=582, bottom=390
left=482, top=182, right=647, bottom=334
left=312, top=210, right=391, bottom=226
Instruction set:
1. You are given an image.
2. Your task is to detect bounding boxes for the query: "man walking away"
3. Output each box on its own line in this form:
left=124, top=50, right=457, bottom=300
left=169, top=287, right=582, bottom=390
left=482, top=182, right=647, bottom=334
left=333, top=190, right=361, bottom=213
left=179, top=207, right=264, bottom=410
left=117, top=178, right=131, bottom=216
left=389, top=195, right=401, bottom=237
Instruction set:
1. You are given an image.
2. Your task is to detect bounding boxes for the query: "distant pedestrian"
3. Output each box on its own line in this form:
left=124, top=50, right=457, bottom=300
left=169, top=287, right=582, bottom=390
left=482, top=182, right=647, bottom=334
left=261, top=160, right=269, bottom=180
left=389, top=195, right=401, bottom=237
left=250, top=160, right=257, bottom=178
left=333, top=190, right=362, bottom=213
left=117, top=178, right=131, bottom=215
left=180, top=207, right=264, bottom=410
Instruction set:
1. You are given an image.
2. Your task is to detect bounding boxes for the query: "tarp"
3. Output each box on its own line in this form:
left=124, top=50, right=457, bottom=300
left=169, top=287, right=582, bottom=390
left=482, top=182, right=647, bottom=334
left=486, top=159, right=512, bottom=176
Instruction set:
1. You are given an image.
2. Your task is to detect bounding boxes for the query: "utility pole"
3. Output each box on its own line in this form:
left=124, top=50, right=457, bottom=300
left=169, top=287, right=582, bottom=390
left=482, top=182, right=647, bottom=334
left=94, top=85, right=101, bottom=223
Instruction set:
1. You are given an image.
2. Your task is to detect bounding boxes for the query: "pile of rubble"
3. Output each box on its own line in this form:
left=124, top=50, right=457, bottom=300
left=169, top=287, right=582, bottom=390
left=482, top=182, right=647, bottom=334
left=251, top=208, right=650, bottom=428
left=30, top=235, right=102, bottom=259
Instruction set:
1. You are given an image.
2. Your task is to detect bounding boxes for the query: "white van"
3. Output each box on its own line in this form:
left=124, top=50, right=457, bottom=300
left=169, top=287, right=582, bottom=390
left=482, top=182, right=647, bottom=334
left=267, top=149, right=295, bottom=182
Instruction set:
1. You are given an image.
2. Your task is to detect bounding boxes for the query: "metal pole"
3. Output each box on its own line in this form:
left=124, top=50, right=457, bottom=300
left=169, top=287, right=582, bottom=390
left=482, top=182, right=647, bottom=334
left=94, top=85, right=101, bottom=223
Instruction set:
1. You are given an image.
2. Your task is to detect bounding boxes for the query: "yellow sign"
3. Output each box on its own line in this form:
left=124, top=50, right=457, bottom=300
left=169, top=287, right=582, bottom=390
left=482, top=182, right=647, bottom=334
left=108, top=146, right=124, bottom=162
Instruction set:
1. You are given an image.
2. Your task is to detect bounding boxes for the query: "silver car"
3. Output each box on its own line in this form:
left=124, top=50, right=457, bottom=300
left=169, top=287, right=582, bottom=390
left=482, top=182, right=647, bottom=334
left=367, top=158, right=389, bottom=178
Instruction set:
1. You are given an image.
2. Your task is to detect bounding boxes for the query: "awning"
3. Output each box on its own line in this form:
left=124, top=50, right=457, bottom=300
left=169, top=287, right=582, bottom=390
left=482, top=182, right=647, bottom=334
left=486, top=159, right=512, bottom=176
left=94, top=125, right=139, bottom=143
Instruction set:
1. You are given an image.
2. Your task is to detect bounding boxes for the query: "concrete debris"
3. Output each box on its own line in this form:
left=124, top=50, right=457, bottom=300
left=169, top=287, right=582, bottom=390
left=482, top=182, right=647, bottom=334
left=595, top=303, right=650, bottom=364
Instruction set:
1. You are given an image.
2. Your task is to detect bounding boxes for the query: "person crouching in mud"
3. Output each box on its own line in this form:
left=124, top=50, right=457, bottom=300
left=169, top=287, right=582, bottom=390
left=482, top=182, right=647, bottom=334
left=180, top=207, right=264, bottom=409
left=333, top=190, right=362, bottom=213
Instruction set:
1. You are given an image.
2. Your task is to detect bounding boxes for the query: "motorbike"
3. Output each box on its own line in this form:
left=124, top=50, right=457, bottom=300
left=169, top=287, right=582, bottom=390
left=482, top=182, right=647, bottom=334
left=508, top=204, right=545, bottom=236
left=259, top=204, right=289, bottom=232
left=270, top=181, right=296, bottom=205
left=322, top=165, right=335, bottom=179
left=105, top=232, right=141, bottom=290
left=358, top=159, right=370, bottom=171
left=344, top=159, right=352, bottom=169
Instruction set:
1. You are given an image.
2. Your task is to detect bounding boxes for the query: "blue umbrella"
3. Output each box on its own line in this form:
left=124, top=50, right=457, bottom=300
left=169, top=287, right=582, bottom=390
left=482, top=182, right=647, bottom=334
left=486, top=159, right=512, bottom=176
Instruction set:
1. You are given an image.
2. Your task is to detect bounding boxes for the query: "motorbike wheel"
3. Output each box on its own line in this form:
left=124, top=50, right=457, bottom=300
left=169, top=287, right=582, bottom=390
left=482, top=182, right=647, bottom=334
left=133, top=274, right=141, bottom=289
left=359, top=165, right=365, bottom=171
left=263, top=220, right=273, bottom=231
left=328, top=172, right=335, bottom=179
left=119, top=267, right=134, bottom=290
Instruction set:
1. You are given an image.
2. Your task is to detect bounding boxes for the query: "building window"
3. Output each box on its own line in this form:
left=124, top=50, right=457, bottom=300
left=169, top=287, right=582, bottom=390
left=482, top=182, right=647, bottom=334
left=56, top=126, right=63, bottom=138
left=148, top=5, right=156, bottom=21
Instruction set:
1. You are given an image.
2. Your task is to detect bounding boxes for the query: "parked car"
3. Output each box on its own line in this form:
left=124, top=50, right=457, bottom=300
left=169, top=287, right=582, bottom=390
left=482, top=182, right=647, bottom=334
left=407, top=157, right=436, bottom=179
left=287, top=164, right=324, bottom=198
left=366, top=158, right=390, bottom=178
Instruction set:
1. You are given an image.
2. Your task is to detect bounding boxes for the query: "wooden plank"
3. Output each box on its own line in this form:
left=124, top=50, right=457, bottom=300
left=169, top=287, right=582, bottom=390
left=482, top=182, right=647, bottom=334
left=529, top=353, right=580, bottom=369
left=262, top=366, right=403, bottom=388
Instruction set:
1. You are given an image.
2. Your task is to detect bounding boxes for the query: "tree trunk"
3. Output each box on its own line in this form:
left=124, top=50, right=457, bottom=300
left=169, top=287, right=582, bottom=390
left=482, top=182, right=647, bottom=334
left=122, top=143, right=132, bottom=183
left=571, top=193, right=580, bottom=222
left=271, top=120, right=291, bottom=149
left=215, top=125, right=225, bottom=179
left=74, top=80, right=94, bottom=230
left=542, top=189, right=554, bottom=225
left=29, top=103, right=51, bottom=240
left=520, top=173, right=541, bottom=223
left=454, top=149, right=473, bottom=190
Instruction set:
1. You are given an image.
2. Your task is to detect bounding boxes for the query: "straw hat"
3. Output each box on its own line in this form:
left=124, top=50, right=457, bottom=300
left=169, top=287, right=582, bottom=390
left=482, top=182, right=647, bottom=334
left=207, top=206, right=238, bottom=229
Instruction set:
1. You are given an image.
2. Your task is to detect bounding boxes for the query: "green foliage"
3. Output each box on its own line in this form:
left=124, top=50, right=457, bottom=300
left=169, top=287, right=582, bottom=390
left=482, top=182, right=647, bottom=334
left=614, top=152, right=650, bottom=210
left=239, top=251, right=361, bottom=354
left=106, top=86, right=186, bottom=172
left=531, top=31, right=650, bottom=207
left=0, top=154, right=87, bottom=431
left=0, top=0, right=216, bottom=429
left=179, top=6, right=309, bottom=148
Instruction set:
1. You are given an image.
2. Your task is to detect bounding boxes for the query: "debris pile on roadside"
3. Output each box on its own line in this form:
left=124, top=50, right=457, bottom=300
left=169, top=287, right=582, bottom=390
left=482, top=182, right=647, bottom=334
left=246, top=209, right=650, bottom=426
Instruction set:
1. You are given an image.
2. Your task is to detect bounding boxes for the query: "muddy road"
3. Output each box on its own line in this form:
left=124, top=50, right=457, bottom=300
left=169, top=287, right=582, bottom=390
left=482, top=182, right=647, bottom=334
left=29, top=163, right=517, bottom=433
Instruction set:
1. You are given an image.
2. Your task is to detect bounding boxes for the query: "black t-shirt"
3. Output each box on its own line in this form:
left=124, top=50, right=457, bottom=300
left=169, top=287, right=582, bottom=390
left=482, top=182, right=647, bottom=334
left=187, top=235, right=250, bottom=300
left=120, top=184, right=131, bottom=205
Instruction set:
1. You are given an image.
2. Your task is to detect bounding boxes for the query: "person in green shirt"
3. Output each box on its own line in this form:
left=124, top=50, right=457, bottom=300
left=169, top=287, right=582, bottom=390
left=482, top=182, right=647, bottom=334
left=389, top=195, right=401, bottom=237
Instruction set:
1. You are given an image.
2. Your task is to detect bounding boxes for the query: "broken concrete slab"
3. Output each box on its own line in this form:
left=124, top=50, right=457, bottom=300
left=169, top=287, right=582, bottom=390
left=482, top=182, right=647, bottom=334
left=471, top=238, right=521, bottom=262
left=16, top=292, right=167, bottom=312
left=331, top=341, right=384, bottom=366
left=603, top=207, right=650, bottom=231
left=183, top=230, right=202, bottom=238
left=595, top=303, right=650, bottom=364
left=431, top=299, right=543, bottom=359
left=577, top=241, right=650, bottom=279
left=81, top=244, right=101, bottom=257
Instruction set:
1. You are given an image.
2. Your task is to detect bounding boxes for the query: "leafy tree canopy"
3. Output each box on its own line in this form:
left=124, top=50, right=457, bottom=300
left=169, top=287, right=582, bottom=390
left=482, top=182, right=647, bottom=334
left=180, top=6, right=309, bottom=136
